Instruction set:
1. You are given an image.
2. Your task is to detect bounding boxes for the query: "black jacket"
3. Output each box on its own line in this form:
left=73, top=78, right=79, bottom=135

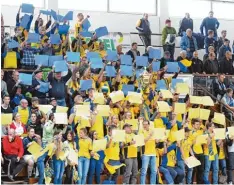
left=179, top=18, right=193, bottom=36
left=212, top=79, right=226, bottom=99
left=219, top=57, right=234, bottom=75
left=126, top=50, right=140, bottom=62
left=191, top=58, right=203, bottom=73
left=204, top=59, right=219, bottom=74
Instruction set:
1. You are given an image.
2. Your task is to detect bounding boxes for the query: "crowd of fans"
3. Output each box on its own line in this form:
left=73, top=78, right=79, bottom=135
left=1, top=4, right=234, bottom=185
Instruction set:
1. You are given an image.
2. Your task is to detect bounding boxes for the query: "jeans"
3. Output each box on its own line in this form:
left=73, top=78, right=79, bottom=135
left=219, top=159, right=227, bottom=176
left=87, top=158, right=102, bottom=184
left=139, top=34, right=151, bottom=51
left=123, top=158, right=138, bottom=184
left=37, top=152, right=48, bottom=184
left=177, top=160, right=193, bottom=184
left=167, top=166, right=185, bottom=184
left=78, top=157, right=90, bottom=184
left=57, top=98, right=66, bottom=106
left=194, top=154, right=205, bottom=184
left=163, top=44, right=175, bottom=60
left=140, top=155, right=157, bottom=184
left=159, top=166, right=174, bottom=184
left=227, top=152, right=234, bottom=183
left=53, top=156, right=65, bottom=184
left=204, top=154, right=219, bottom=184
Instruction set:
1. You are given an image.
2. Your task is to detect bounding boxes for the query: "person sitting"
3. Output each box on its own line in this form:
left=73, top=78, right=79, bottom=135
left=1, top=94, right=13, bottom=114
left=204, top=52, right=219, bottom=75
left=13, top=99, right=30, bottom=125
left=191, top=51, right=203, bottom=74
left=212, top=73, right=227, bottom=100
left=9, top=112, right=27, bottom=136
left=221, top=88, right=234, bottom=121
left=159, top=51, right=174, bottom=69
left=22, top=127, right=41, bottom=178
left=218, top=39, right=232, bottom=62
left=176, top=50, right=191, bottom=73
left=126, top=42, right=140, bottom=63
left=1, top=70, right=8, bottom=97
left=219, top=51, right=234, bottom=75
left=2, top=129, right=26, bottom=181
left=203, top=46, right=215, bottom=62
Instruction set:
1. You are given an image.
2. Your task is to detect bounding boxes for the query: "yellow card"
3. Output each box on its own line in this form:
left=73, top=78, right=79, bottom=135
left=213, top=128, right=226, bottom=140
left=80, top=117, right=91, bottom=127
left=1, top=113, right=13, bottom=125
left=38, top=105, right=53, bottom=114
left=56, top=106, right=68, bottom=113
left=67, top=149, right=78, bottom=165
left=127, top=92, right=142, bottom=104
left=133, top=134, right=145, bottom=147
left=186, top=156, right=201, bottom=168
left=125, top=119, right=138, bottom=130
left=196, top=134, right=208, bottom=144
left=199, top=109, right=210, bottom=120
left=174, top=129, right=185, bottom=141
left=176, top=83, right=189, bottom=94
left=112, top=130, right=126, bottom=142
left=97, top=105, right=110, bottom=117
left=76, top=105, right=90, bottom=117
left=228, top=127, right=234, bottom=137
left=153, top=128, right=166, bottom=140
left=190, top=96, right=202, bottom=105
left=213, top=112, right=225, bottom=125
left=109, top=90, right=124, bottom=103
left=188, top=108, right=200, bottom=119
left=93, top=138, right=107, bottom=152
left=45, top=177, right=52, bottom=185
left=54, top=113, right=68, bottom=124
left=163, top=130, right=170, bottom=140
left=174, top=103, right=186, bottom=114
left=160, top=90, right=173, bottom=99
left=157, top=101, right=171, bottom=112
left=83, top=102, right=90, bottom=105
left=27, top=141, right=43, bottom=157
left=93, top=92, right=105, bottom=105
left=202, top=96, right=214, bottom=106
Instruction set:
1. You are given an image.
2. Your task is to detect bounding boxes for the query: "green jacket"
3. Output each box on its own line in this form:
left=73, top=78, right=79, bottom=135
left=162, top=26, right=177, bottom=45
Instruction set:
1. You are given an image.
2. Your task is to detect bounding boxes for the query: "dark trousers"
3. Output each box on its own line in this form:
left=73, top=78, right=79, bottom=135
left=38, top=98, right=48, bottom=105
left=87, top=158, right=102, bottom=184
left=227, top=152, right=234, bottom=183
left=139, top=34, right=151, bottom=51
left=5, top=155, right=26, bottom=177
left=163, top=44, right=175, bottom=60
left=64, top=165, right=73, bottom=184
left=193, top=154, right=205, bottom=184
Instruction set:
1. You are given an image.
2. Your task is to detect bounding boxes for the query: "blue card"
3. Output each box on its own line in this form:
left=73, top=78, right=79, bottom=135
left=38, top=81, right=49, bottom=93
left=167, top=62, right=179, bottom=73
left=105, top=66, right=116, bottom=77
left=90, top=58, right=103, bottom=69
left=120, top=55, right=132, bottom=65
left=57, top=15, right=64, bottom=22
left=80, top=80, right=92, bottom=91
left=58, top=25, right=70, bottom=35
left=8, top=40, right=20, bottom=49
left=87, top=52, right=100, bottom=60
left=54, top=60, right=68, bottom=72
left=21, top=3, right=34, bottom=14
left=35, top=55, right=49, bottom=66
left=49, top=55, right=63, bottom=66
left=156, top=80, right=167, bottom=90
left=40, top=10, right=51, bottom=16
left=120, top=65, right=133, bottom=76
left=66, top=52, right=80, bottom=62
left=62, top=11, right=73, bottom=21
left=122, top=85, right=135, bottom=96
left=19, top=73, right=32, bottom=85
left=136, top=69, right=144, bottom=78
left=95, top=26, right=109, bottom=38
left=27, top=33, right=40, bottom=43
left=149, top=48, right=161, bottom=59
left=152, top=62, right=161, bottom=72
left=171, top=79, right=183, bottom=89
left=50, top=34, right=61, bottom=44
left=136, top=56, right=148, bottom=67
left=20, top=14, right=30, bottom=28
left=106, top=50, right=118, bottom=61
left=51, top=9, right=58, bottom=21
left=82, top=19, right=91, bottom=31
left=80, top=31, right=93, bottom=37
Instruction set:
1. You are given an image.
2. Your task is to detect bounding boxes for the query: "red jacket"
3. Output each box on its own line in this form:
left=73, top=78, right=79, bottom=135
left=2, top=135, right=24, bottom=158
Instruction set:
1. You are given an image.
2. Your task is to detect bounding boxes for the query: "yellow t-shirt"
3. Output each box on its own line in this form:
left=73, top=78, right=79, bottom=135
left=167, top=149, right=176, bottom=167
left=123, top=133, right=137, bottom=158
left=78, top=138, right=92, bottom=159
left=203, top=135, right=218, bottom=156
left=191, top=129, right=204, bottom=154
left=181, top=138, right=193, bottom=159
left=18, top=106, right=29, bottom=125
left=90, top=115, right=104, bottom=139
left=104, top=135, right=120, bottom=160
left=98, top=50, right=107, bottom=59
left=142, top=129, right=156, bottom=155
left=154, top=118, right=165, bottom=128
left=218, top=146, right=225, bottom=159
left=74, top=22, right=83, bottom=38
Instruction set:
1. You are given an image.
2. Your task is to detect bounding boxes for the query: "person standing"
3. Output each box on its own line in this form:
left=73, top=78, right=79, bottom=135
left=218, top=39, right=232, bottom=62
left=217, top=30, right=227, bottom=51
left=204, top=30, right=218, bottom=54
left=136, top=13, right=152, bottom=51
left=200, top=11, right=220, bottom=37
left=162, top=19, right=177, bottom=60
left=178, top=13, right=193, bottom=36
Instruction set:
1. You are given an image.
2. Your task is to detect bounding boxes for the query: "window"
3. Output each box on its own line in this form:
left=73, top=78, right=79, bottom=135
left=109, top=0, right=157, bottom=14
left=1, top=0, right=45, bottom=7
left=168, top=0, right=211, bottom=18
left=58, top=0, right=108, bottom=11
left=212, top=2, right=234, bottom=19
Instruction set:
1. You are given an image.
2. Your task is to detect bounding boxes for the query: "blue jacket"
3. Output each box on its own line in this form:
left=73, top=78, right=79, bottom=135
left=200, top=17, right=219, bottom=36
left=180, top=35, right=198, bottom=51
